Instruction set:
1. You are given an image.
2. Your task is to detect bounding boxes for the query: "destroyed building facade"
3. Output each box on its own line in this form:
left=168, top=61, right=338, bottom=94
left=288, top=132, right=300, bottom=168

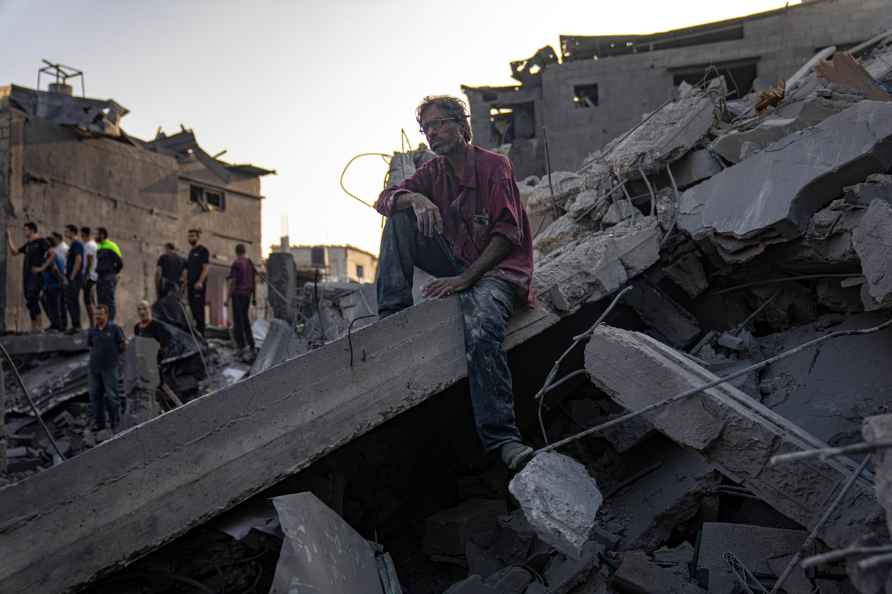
left=463, top=0, right=892, bottom=177
left=275, top=238, right=379, bottom=283
left=0, top=82, right=273, bottom=330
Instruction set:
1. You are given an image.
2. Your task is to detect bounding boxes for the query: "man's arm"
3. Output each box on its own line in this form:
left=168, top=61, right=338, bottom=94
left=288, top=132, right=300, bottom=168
left=6, top=232, right=20, bottom=256
left=251, top=260, right=257, bottom=305
left=34, top=249, right=53, bottom=273
left=85, top=251, right=94, bottom=277
left=117, top=327, right=126, bottom=353
left=197, top=262, right=209, bottom=288
left=70, top=253, right=82, bottom=279
left=423, top=236, right=512, bottom=299
left=375, top=162, right=443, bottom=237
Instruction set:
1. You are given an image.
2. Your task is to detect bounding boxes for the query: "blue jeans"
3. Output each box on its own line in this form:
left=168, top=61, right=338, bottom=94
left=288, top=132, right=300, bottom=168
left=89, top=366, right=121, bottom=431
left=377, top=209, right=523, bottom=452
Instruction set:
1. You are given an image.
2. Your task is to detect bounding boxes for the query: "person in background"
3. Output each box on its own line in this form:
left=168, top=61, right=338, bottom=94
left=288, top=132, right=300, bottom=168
left=87, top=304, right=126, bottom=433
left=63, top=224, right=84, bottom=333
left=36, top=234, right=67, bottom=332
left=155, top=243, right=185, bottom=300
left=183, top=229, right=209, bottom=336
left=226, top=243, right=257, bottom=358
left=134, top=300, right=170, bottom=363
left=52, top=231, right=70, bottom=331
left=95, top=227, right=123, bottom=322
left=81, top=227, right=98, bottom=328
left=6, top=222, right=49, bottom=332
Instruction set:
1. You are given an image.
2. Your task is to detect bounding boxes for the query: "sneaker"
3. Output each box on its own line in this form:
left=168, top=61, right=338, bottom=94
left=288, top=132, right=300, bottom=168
left=500, top=441, right=534, bottom=471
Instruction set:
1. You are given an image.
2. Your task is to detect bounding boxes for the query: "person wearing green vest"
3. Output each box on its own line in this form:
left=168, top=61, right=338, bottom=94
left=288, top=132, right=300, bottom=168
left=95, top=227, right=123, bottom=321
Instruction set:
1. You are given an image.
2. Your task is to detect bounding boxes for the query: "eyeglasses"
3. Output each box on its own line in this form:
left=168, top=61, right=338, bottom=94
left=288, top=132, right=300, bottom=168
left=419, top=117, right=455, bottom=135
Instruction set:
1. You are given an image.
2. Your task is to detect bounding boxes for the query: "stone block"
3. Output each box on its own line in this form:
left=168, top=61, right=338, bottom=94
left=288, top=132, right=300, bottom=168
left=854, top=199, right=892, bottom=308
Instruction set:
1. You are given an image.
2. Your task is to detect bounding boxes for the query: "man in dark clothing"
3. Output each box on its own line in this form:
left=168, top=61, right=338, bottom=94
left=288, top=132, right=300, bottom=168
left=226, top=243, right=256, bottom=355
left=6, top=222, right=50, bottom=332
left=374, top=95, right=535, bottom=471
left=95, top=227, right=123, bottom=321
left=156, top=243, right=185, bottom=300
left=134, top=300, right=170, bottom=362
left=64, top=224, right=84, bottom=332
left=36, top=234, right=67, bottom=332
left=88, top=304, right=126, bottom=432
left=183, top=229, right=209, bottom=336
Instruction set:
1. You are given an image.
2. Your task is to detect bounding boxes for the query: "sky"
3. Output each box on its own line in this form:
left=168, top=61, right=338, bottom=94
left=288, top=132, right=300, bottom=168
left=0, top=0, right=800, bottom=256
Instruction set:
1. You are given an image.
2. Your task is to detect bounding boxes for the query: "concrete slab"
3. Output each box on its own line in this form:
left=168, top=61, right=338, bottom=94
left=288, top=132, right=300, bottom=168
left=611, top=551, right=705, bottom=594
left=863, top=414, right=892, bottom=536
left=0, top=331, right=88, bottom=355
left=533, top=217, right=660, bottom=313
left=508, top=451, right=602, bottom=560
left=680, top=101, right=892, bottom=264
left=854, top=199, right=892, bottom=308
left=249, top=318, right=307, bottom=375
left=0, top=297, right=558, bottom=594
left=584, top=325, right=879, bottom=547
left=269, top=492, right=384, bottom=594
left=624, top=281, right=701, bottom=349
left=422, top=499, right=506, bottom=560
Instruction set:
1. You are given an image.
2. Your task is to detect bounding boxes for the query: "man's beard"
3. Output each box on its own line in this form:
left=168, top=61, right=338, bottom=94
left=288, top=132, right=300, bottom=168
left=431, top=137, right=462, bottom=156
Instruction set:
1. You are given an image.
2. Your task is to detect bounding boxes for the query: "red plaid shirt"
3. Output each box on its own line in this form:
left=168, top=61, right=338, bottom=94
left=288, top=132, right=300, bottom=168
left=375, top=144, right=534, bottom=305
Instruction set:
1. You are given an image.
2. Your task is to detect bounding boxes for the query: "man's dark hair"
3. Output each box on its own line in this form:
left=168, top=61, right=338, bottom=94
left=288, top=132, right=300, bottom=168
left=80, top=226, right=91, bottom=236
left=235, top=243, right=246, bottom=255
left=47, top=234, right=59, bottom=247
left=24, top=222, right=37, bottom=233
left=65, top=224, right=78, bottom=234
left=188, top=228, right=201, bottom=235
left=416, top=95, right=471, bottom=143
left=97, top=227, right=108, bottom=237
left=51, top=231, right=63, bottom=241
left=165, top=242, right=176, bottom=251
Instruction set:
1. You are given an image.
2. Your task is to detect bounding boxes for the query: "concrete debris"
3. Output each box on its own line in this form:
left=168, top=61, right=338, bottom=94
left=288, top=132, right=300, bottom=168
left=624, top=280, right=701, bottom=349
left=864, top=415, right=892, bottom=537
left=508, top=451, right=603, bottom=560
left=423, top=499, right=506, bottom=563
left=249, top=318, right=307, bottom=375
left=680, top=101, right=892, bottom=264
left=0, top=331, right=88, bottom=356
left=610, top=550, right=705, bottom=594
left=854, top=199, right=892, bottom=309
left=696, top=522, right=814, bottom=594
left=270, top=491, right=391, bottom=594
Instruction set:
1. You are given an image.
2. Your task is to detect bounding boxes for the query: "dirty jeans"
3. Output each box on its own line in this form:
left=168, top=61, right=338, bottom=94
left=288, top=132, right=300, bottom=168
left=377, top=209, right=522, bottom=452
left=89, top=366, right=121, bottom=431
left=97, top=274, right=117, bottom=321
left=188, top=286, right=207, bottom=336
left=231, top=293, right=255, bottom=349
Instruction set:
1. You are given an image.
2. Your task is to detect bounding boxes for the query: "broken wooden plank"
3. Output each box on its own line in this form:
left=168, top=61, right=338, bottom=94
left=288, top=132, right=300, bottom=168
left=0, top=297, right=559, bottom=594
left=583, top=325, right=879, bottom=548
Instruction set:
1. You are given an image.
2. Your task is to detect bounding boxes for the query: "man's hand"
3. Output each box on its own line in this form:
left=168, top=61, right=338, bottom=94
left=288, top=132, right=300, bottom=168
left=406, top=193, right=443, bottom=238
left=194, top=281, right=203, bottom=290
left=423, top=275, right=472, bottom=299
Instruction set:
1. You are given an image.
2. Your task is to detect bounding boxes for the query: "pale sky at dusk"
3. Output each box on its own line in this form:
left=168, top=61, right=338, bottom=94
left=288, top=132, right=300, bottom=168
left=0, top=0, right=800, bottom=256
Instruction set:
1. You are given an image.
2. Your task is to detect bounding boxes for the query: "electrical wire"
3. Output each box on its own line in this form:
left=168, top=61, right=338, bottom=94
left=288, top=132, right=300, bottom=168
left=339, top=152, right=392, bottom=208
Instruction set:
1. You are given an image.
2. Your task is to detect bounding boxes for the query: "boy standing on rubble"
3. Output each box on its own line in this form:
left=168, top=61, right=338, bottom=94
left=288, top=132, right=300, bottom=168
left=374, top=95, right=535, bottom=470
left=88, top=304, right=126, bottom=433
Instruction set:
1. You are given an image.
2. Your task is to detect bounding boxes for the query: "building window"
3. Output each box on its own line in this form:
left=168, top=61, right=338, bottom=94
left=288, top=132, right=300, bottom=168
left=310, top=246, right=326, bottom=268
left=670, top=57, right=760, bottom=99
left=488, top=101, right=536, bottom=145
left=573, top=84, right=599, bottom=108
left=355, top=264, right=365, bottom=280
left=190, top=184, right=226, bottom=211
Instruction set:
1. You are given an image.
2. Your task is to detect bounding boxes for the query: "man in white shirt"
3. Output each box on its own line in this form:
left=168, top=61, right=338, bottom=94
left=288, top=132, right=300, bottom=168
left=80, top=226, right=99, bottom=328
left=51, top=232, right=70, bottom=330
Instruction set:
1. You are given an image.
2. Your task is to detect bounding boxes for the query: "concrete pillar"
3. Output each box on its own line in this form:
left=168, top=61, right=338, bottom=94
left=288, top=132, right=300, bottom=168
left=267, top=252, right=297, bottom=322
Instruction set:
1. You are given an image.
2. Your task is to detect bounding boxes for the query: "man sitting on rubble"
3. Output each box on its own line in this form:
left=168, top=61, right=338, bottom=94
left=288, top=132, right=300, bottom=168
left=374, top=95, right=535, bottom=471
left=88, top=304, right=126, bottom=433
left=6, top=222, right=50, bottom=332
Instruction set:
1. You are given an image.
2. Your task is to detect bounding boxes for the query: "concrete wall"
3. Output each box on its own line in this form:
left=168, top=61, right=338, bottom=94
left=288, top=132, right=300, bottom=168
left=466, top=0, right=892, bottom=172
left=2, top=113, right=264, bottom=332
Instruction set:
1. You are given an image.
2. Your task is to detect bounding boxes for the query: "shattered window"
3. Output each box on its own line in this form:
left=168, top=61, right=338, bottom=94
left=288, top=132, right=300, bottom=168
left=573, top=84, right=599, bottom=108
left=190, top=184, right=226, bottom=211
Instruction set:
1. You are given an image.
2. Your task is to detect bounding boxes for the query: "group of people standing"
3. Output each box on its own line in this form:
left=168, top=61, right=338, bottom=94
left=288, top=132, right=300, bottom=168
left=7, top=223, right=122, bottom=333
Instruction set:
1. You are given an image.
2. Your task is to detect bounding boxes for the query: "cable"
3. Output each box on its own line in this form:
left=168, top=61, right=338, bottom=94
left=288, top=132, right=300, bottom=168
left=339, top=152, right=392, bottom=208
left=0, top=342, right=65, bottom=460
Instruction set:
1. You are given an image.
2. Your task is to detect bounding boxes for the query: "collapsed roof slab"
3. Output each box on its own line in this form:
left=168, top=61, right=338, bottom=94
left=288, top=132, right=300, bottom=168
left=584, top=325, right=880, bottom=548
left=0, top=298, right=558, bottom=594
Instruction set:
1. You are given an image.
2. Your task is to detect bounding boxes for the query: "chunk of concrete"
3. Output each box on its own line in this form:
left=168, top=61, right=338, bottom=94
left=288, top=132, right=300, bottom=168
left=863, top=414, right=892, bottom=536
left=680, top=101, right=892, bottom=264
left=854, top=199, right=892, bottom=309
left=270, top=492, right=384, bottom=594
left=533, top=218, right=660, bottom=314
left=534, top=213, right=595, bottom=256
left=541, top=541, right=602, bottom=594
left=696, top=522, right=813, bottom=594
left=0, top=331, right=88, bottom=356
left=584, top=325, right=879, bottom=547
left=121, top=336, right=161, bottom=427
left=249, top=318, right=307, bottom=375
left=266, top=251, right=298, bottom=323
left=669, top=149, right=723, bottom=189
left=611, top=551, right=705, bottom=594
left=508, top=452, right=602, bottom=560
left=422, top=498, right=506, bottom=561
left=624, top=281, right=701, bottom=349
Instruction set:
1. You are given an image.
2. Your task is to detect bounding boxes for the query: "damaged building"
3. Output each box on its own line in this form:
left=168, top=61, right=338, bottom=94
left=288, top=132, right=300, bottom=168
left=0, top=72, right=274, bottom=331
left=12, top=11, right=892, bottom=594
left=463, top=0, right=892, bottom=177
left=274, top=238, right=379, bottom=284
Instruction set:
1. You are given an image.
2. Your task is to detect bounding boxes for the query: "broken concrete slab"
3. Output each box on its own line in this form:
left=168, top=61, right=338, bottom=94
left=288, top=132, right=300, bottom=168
left=758, top=313, right=892, bottom=446
left=270, top=492, right=385, bottom=594
left=0, top=331, right=88, bottom=355
left=863, top=414, right=892, bottom=536
left=121, top=336, right=161, bottom=427
left=624, top=281, right=701, bottom=349
left=533, top=213, right=596, bottom=257
left=266, top=251, right=298, bottom=323
left=611, top=550, right=705, bottom=594
left=584, top=325, right=880, bottom=547
left=696, top=522, right=813, bottom=594
left=249, top=318, right=307, bottom=375
left=423, top=498, right=506, bottom=561
left=9, top=352, right=89, bottom=414
left=509, top=451, right=602, bottom=560
left=854, top=199, right=892, bottom=309
left=0, top=297, right=558, bottom=594
left=680, top=101, right=892, bottom=264
left=600, top=445, right=720, bottom=552
left=533, top=217, right=660, bottom=314
left=540, top=541, right=602, bottom=594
